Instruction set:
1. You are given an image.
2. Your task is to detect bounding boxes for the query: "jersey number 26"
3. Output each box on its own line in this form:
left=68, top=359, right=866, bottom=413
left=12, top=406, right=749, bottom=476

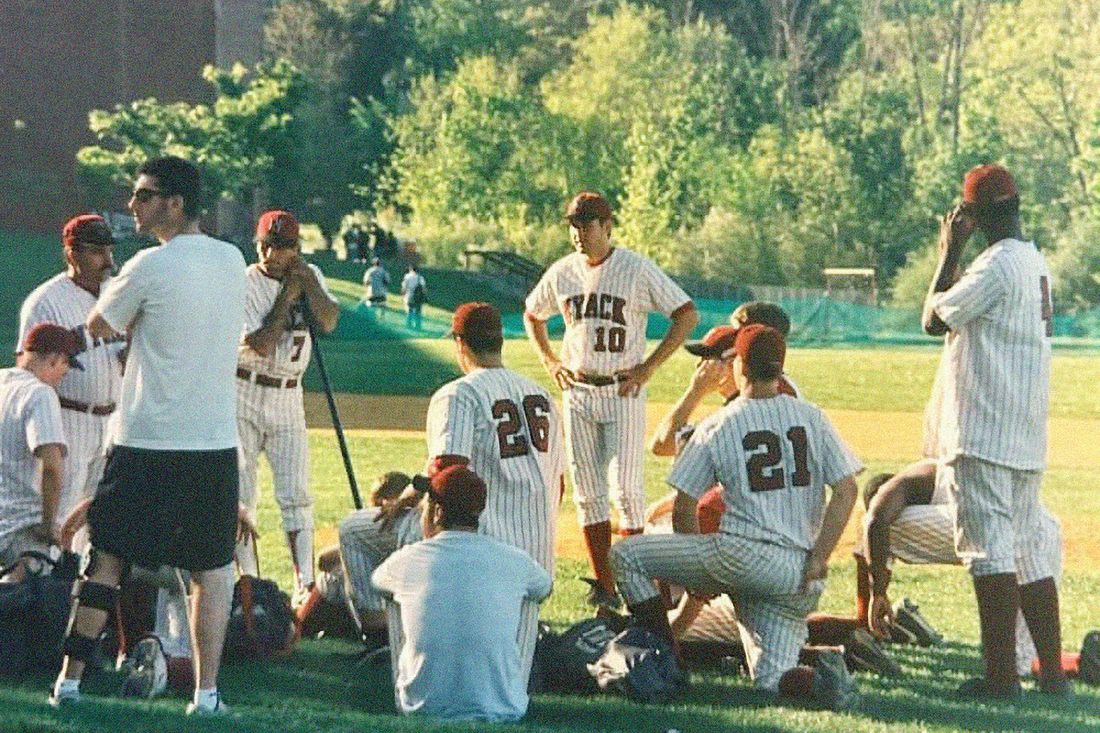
left=742, top=427, right=810, bottom=492
left=493, top=395, right=551, bottom=458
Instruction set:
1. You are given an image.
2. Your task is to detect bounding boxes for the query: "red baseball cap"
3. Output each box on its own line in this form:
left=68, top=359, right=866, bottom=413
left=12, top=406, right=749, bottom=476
left=565, top=192, right=612, bottom=224
left=62, top=214, right=115, bottom=249
left=962, top=164, right=1018, bottom=207
left=684, top=325, right=738, bottom=359
left=449, top=302, right=502, bottom=341
left=428, top=465, right=487, bottom=516
left=21, top=323, right=84, bottom=370
left=255, top=210, right=300, bottom=246
left=733, top=324, right=786, bottom=375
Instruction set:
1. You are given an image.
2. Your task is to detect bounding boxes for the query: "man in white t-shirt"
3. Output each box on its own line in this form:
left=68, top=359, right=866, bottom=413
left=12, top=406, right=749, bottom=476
left=922, top=164, right=1066, bottom=699
left=363, top=257, right=390, bottom=320
left=373, top=466, right=552, bottom=723
left=51, top=156, right=247, bottom=715
left=0, top=324, right=81, bottom=581
left=400, top=264, right=426, bottom=330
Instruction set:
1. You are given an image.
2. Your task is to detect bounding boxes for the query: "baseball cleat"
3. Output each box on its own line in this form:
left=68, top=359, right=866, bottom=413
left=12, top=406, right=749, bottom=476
left=1079, top=630, right=1100, bottom=686
left=581, top=577, right=622, bottom=611
left=890, top=598, right=943, bottom=646
left=47, top=685, right=81, bottom=708
left=120, top=636, right=169, bottom=699
left=811, top=649, right=860, bottom=712
left=957, top=677, right=1022, bottom=701
left=186, top=694, right=230, bottom=716
left=845, top=627, right=902, bottom=677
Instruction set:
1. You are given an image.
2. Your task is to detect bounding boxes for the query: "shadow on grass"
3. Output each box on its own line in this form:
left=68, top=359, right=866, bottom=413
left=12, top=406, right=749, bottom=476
left=302, top=333, right=460, bottom=397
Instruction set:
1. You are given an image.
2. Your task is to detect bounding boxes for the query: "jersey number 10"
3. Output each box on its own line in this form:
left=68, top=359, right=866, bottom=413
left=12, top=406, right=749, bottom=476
left=493, top=395, right=552, bottom=458
left=742, top=427, right=810, bottom=493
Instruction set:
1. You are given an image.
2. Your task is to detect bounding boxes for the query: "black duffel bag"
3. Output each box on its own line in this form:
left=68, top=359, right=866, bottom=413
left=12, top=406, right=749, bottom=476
left=0, top=551, right=77, bottom=676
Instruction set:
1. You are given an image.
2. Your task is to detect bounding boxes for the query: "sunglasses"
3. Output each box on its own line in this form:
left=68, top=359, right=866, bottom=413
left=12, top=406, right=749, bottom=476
left=131, top=188, right=167, bottom=203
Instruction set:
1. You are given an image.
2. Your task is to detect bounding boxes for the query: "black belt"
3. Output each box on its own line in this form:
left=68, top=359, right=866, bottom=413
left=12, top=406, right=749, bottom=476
left=59, top=398, right=115, bottom=416
left=237, top=368, right=299, bottom=389
left=573, top=372, right=623, bottom=387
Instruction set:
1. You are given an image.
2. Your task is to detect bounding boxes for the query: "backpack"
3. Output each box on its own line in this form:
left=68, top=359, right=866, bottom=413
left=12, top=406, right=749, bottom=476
left=0, top=551, right=77, bottom=677
left=536, top=616, right=622, bottom=693
left=224, top=575, right=297, bottom=659
left=409, top=279, right=426, bottom=307
left=587, top=627, right=688, bottom=704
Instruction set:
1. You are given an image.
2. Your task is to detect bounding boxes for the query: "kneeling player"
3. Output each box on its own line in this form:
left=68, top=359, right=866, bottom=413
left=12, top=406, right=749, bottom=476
left=610, top=325, right=863, bottom=709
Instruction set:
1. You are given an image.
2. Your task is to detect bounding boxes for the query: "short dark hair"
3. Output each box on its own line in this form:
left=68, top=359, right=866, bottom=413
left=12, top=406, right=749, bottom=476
left=974, top=195, right=1020, bottom=229
left=137, top=157, right=203, bottom=219
left=862, top=472, right=895, bottom=508
left=370, top=471, right=411, bottom=506
left=429, top=495, right=480, bottom=530
left=746, top=359, right=783, bottom=382
left=463, top=331, right=503, bottom=355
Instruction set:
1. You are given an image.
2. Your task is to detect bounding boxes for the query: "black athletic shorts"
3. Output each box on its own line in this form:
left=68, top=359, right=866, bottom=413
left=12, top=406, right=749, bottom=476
left=88, top=446, right=239, bottom=572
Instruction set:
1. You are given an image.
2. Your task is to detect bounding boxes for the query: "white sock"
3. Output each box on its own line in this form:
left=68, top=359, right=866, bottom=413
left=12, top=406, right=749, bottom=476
left=53, top=678, right=80, bottom=696
left=193, top=687, right=219, bottom=708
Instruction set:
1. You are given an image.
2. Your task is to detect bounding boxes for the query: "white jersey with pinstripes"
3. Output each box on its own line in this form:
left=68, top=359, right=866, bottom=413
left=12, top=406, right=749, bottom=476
left=238, top=263, right=333, bottom=380
left=524, top=247, right=691, bottom=374
left=426, top=367, right=563, bottom=570
left=929, top=238, right=1051, bottom=470
left=18, top=275, right=124, bottom=406
left=669, top=395, right=863, bottom=550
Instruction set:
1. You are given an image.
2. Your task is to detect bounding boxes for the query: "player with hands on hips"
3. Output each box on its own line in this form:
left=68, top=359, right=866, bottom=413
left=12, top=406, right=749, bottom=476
left=236, top=210, right=340, bottom=603
left=524, top=192, right=698, bottom=609
left=609, top=325, right=863, bottom=710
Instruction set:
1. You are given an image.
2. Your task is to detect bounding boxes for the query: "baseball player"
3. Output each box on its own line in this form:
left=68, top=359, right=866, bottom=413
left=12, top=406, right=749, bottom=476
left=18, top=215, right=124, bottom=529
left=342, top=302, right=563, bottom=679
left=235, top=210, right=340, bottom=602
left=922, top=164, right=1067, bottom=698
left=524, top=191, right=698, bottom=607
left=0, top=324, right=81, bottom=580
left=610, top=325, right=862, bottom=710
left=400, top=264, right=426, bottom=330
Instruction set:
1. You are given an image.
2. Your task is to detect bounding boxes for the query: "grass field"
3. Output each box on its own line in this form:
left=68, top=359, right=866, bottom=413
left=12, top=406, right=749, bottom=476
left=3, top=342, right=1099, bottom=732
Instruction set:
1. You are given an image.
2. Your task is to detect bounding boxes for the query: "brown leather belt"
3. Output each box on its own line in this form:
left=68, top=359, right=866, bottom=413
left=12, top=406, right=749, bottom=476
left=59, top=397, right=116, bottom=416
left=572, top=372, right=623, bottom=387
left=237, top=367, right=299, bottom=389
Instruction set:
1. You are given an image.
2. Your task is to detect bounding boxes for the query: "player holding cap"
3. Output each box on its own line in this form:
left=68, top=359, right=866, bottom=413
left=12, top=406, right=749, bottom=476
left=524, top=192, right=698, bottom=608
left=923, top=164, right=1067, bottom=698
left=0, top=324, right=82, bottom=580
left=610, top=324, right=862, bottom=709
left=18, top=215, right=123, bottom=528
left=235, top=210, right=340, bottom=602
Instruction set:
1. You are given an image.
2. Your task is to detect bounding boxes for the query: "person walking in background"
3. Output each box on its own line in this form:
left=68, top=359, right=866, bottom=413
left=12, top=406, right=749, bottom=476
left=363, top=257, right=390, bottom=322
left=401, top=265, right=427, bottom=331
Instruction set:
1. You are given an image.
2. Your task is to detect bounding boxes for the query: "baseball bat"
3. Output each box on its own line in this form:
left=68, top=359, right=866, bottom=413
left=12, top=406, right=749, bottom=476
left=301, top=300, right=364, bottom=510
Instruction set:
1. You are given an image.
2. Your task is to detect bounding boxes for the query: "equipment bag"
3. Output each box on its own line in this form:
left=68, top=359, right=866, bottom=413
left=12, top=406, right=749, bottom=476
left=225, top=575, right=297, bottom=659
left=537, top=616, right=622, bottom=693
left=587, top=627, right=688, bottom=704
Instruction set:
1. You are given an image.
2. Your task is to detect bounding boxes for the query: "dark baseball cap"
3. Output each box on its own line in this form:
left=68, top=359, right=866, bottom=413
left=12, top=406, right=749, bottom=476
left=428, top=465, right=487, bottom=516
left=684, top=325, right=738, bottom=359
left=730, top=301, right=792, bottom=337
left=256, top=210, right=300, bottom=247
left=62, top=214, right=115, bottom=249
left=733, top=324, right=785, bottom=375
left=21, top=323, right=84, bottom=370
left=962, top=164, right=1018, bottom=207
left=565, top=192, right=612, bottom=224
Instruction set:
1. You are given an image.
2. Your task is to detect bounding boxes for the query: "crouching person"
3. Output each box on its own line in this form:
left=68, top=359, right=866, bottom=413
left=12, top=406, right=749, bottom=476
left=372, top=466, right=551, bottom=722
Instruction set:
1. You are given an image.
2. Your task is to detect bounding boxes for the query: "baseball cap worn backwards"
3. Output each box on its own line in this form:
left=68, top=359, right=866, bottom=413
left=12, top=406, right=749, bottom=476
left=684, top=325, right=738, bottom=359
left=449, top=302, right=502, bottom=340
left=256, top=210, right=300, bottom=247
left=962, top=164, right=1018, bottom=207
left=63, top=214, right=115, bottom=249
left=21, top=323, right=84, bottom=370
left=733, top=324, right=786, bottom=375
left=428, top=465, right=487, bottom=516
left=565, top=192, right=612, bottom=224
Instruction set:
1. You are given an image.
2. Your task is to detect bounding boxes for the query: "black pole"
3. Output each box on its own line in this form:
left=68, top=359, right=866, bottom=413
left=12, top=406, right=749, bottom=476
left=302, top=301, right=363, bottom=510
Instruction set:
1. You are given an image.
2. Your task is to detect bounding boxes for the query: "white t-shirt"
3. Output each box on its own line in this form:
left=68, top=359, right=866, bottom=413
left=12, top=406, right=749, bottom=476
left=669, top=394, right=863, bottom=551
left=0, top=368, right=66, bottom=546
left=96, top=234, right=247, bottom=450
left=238, top=263, right=334, bottom=380
left=363, top=266, right=390, bottom=300
left=929, top=238, right=1051, bottom=470
left=372, top=531, right=552, bottom=722
left=401, top=271, right=426, bottom=306
left=525, top=247, right=691, bottom=374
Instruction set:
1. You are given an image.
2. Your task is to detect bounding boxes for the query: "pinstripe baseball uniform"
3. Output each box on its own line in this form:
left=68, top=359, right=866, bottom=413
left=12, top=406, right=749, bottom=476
left=611, top=394, right=862, bottom=690
left=525, top=247, right=691, bottom=530
left=18, top=275, right=124, bottom=526
left=237, top=262, right=336, bottom=590
left=0, top=367, right=67, bottom=565
left=928, top=238, right=1055, bottom=579
left=339, top=506, right=422, bottom=618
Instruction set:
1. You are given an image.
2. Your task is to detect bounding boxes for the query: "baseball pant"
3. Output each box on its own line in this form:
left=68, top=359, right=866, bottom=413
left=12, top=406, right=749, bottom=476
left=58, top=410, right=109, bottom=528
left=940, top=456, right=1055, bottom=581
left=564, top=384, right=647, bottom=530
left=610, top=533, right=821, bottom=690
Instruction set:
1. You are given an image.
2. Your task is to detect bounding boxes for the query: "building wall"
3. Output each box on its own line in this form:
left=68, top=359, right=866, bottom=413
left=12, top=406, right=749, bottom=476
left=0, top=0, right=265, bottom=234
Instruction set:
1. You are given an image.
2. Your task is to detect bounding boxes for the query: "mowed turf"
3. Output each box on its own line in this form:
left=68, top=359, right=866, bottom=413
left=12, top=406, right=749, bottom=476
left=3, top=345, right=1100, bottom=731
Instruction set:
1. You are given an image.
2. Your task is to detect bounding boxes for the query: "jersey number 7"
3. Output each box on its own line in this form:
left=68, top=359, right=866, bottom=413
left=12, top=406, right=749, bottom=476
left=493, top=395, right=552, bottom=458
left=742, top=427, right=810, bottom=492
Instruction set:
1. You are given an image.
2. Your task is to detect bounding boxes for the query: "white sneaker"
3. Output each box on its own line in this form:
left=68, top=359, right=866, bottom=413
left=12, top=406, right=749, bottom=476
left=48, top=683, right=81, bottom=708
left=120, top=636, right=169, bottom=699
left=186, top=695, right=229, bottom=716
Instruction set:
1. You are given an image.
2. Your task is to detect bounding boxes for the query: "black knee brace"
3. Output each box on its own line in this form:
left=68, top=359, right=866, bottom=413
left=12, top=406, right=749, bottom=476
left=60, top=549, right=129, bottom=664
